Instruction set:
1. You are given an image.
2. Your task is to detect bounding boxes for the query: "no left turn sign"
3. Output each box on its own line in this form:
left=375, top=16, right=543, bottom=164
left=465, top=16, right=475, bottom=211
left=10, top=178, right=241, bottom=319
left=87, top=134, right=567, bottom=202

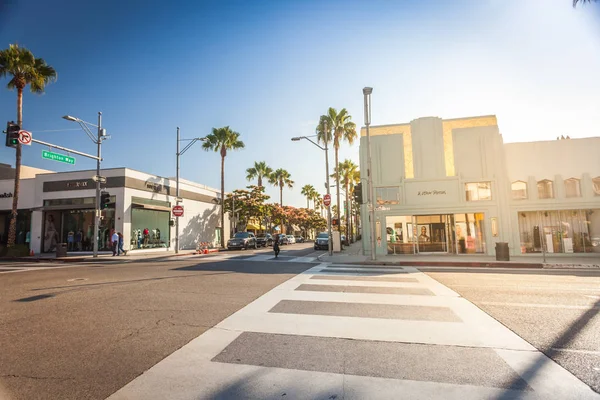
left=18, top=130, right=32, bottom=146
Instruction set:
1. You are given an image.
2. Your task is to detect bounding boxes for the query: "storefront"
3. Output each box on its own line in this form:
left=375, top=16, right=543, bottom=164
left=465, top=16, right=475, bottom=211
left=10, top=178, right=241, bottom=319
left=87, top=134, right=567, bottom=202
left=0, top=166, right=229, bottom=254
left=359, top=114, right=600, bottom=257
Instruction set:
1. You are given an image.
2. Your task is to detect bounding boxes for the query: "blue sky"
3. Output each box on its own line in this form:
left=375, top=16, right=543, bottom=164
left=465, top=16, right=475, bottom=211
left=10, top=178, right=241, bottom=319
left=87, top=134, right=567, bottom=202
left=0, top=0, right=599, bottom=207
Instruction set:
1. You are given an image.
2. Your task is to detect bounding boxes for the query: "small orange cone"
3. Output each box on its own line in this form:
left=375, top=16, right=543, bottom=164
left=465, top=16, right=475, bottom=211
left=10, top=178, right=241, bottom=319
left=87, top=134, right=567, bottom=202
left=30, top=249, right=34, bottom=256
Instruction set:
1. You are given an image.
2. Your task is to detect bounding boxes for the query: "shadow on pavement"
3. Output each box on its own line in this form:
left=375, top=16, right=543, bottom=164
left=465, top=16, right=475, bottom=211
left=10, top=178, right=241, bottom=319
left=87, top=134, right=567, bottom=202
left=421, top=267, right=600, bottom=278
left=495, top=298, right=600, bottom=399
left=171, top=259, right=314, bottom=275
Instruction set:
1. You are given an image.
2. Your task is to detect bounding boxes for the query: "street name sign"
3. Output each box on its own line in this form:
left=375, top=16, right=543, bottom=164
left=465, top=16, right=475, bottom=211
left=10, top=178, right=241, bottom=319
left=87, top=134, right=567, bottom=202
left=323, top=194, right=331, bottom=207
left=172, top=205, right=184, bottom=217
left=42, top=150, right=75, bottom=165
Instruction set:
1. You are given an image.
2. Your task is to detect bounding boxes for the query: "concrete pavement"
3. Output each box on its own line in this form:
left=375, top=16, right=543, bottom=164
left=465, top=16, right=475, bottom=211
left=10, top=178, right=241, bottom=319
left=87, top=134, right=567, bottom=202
left=108, top=263, right=599, bottom=400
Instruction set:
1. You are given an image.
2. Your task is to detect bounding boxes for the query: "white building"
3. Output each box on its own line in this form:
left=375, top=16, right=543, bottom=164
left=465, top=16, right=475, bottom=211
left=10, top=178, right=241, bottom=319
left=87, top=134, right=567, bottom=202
left=0, top=165, right=229, bottom=254
left=359, top=115, right=600, bottom=257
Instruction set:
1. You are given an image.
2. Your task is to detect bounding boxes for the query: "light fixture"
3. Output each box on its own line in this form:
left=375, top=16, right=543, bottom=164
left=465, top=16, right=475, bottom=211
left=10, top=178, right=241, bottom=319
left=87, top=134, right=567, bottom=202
left=62, top=115, right=78, bottom=122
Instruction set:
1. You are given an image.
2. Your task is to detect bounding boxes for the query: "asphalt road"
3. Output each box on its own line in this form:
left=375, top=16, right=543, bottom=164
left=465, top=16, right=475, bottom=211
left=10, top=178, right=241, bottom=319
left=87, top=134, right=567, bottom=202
left=0, top=243, right=320, bottom=400
left=424, top=267, right=600, bottom=394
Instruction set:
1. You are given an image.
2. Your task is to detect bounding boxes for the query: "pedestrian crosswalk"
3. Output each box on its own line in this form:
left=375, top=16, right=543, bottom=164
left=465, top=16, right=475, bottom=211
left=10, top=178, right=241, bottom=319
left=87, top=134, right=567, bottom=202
left=108, top=263, right=599, bottom=400
left=217, top=253, right=321, bottom=263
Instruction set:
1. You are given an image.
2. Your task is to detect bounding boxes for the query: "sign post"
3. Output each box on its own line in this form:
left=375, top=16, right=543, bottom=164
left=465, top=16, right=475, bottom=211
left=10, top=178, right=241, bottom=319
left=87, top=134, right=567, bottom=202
left=172, top=205, right=184, bottom=217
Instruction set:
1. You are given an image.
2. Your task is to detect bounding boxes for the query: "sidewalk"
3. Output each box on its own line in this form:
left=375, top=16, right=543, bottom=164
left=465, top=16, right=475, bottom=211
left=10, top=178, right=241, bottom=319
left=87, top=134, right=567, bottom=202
left=1, top=248, right=219, bottom=263
left=318, top=240, right=600, bottom=269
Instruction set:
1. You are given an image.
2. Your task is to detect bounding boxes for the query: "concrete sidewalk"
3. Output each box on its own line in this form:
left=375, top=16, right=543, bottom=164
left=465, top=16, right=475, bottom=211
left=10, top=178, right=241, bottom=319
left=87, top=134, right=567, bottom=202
left=1, top=248, right=219, bottom=263
left=319, top=240, right=600, bottom=269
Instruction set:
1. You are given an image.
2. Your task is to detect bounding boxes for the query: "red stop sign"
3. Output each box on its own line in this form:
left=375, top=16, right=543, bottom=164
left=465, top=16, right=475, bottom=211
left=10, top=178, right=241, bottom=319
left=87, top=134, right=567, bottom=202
left=323, top=194, right=331, bottom=207
left=172, top=205, right=184, bottom=217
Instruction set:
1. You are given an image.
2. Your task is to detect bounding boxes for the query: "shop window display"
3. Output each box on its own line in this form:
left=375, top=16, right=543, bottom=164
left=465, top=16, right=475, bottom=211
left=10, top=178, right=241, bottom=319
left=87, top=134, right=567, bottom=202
left=518, top=209, right=600, bottom=254
left=131, top=208, right=170, bottom=249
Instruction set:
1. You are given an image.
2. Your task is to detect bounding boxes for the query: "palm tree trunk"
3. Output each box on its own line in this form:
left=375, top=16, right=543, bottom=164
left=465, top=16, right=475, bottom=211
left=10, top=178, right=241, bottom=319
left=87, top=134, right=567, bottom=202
left=335, top=149, right=341, bottom=232
left=306, top=197, right=309, bottom=209
left=279, top=185, right=283, bottom=206
left=220, top=155, right=225, bottom=248
left=7, top=88, right=23, bottom=248
left=258, top=176, right=262, bottom=187
left=345, top=181, right=350, bottom=243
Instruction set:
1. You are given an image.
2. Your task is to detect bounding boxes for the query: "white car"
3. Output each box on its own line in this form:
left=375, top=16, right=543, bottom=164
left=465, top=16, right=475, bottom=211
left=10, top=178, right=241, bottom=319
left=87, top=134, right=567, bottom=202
left=286, top=235, right=296, bottom=244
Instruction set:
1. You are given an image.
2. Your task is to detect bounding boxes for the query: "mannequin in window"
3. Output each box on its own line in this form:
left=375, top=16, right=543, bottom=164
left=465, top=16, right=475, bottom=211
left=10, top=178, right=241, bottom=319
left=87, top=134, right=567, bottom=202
left=67, top=230, right=75, bottom=251
left=44, top=215, right=58, bottom=253
left=143, top=228, right=149, bottom=247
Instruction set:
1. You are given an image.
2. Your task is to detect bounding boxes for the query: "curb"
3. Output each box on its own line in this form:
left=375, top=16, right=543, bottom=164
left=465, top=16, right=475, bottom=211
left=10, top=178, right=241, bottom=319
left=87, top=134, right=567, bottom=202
left=348, top=261, right=544, bottom=269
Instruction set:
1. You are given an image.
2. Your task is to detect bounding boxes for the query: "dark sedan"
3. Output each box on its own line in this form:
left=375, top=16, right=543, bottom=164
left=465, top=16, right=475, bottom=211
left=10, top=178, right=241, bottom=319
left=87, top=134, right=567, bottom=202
left=256, top=233, right=273, bottom=247
left=227, top=232, right=257, bottom=250
left=314, top=232, right=329, bottom=250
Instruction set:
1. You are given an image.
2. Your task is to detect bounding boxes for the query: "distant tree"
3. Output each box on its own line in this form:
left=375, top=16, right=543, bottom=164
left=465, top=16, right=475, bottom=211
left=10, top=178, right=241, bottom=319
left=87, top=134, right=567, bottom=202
left=301, top=184, right=316, bottom=208
left=0, top=44, right=57, bottom=248
left=573, top=0, right=596, bottom=6
left=269, top=168, right=294, bottom=206
left=223, top=186, right=270, bottom=233
left=202, top=126, right=245, bottom=248
left=337, top=159, right=358, bottom=242
left=246, top=161, right=272, bottom=187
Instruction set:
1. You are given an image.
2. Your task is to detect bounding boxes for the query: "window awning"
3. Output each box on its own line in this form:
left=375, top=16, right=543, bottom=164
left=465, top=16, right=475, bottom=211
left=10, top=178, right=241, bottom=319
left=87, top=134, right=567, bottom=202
left=246, top=222, right=262, bottom=230
left=131, top=202, right=171, bottom=212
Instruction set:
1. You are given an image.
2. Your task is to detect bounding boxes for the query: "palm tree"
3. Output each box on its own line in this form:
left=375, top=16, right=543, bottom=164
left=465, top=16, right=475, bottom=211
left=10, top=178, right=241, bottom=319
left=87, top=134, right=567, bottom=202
left=0, top=44, right=57, bottom=248
left=301, top=184, right=316, bottom=208
left=316, top=108, right=357, bottom=231
left=338, top=159, right=358, bottom=243
left=202, top=126, right=245, bottom=248
left=269, top=168, right=294, bottom=206
left=348, top=168, right=361, bottom=242
left=573, top=0, right=596, bottom=6
left=246, top=161, right=272, bottom=187
left=310, top=187, right=320, bottom=209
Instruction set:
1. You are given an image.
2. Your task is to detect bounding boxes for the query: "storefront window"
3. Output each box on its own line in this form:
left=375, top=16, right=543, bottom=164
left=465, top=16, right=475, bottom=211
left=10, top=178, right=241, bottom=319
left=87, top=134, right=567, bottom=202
left=376, top=187, right=399, bottom=205
left=130, top=208, right=170, bottom=250
left=518, top=209, right=600, bottom=254
left=564, top=178, right=581, bottom=198
left=385, top=215, right=413, bottom=254
left=511, top=181, right=527, bottom=200
left=592, top=177, right=600, bottom=196
left=465, top=182, right=491, bottom=201
left=0, top=211, right=31, bottom=247
left=454, top=213, right=486, bottom=254
left=537, top=180, right=554, bottom=199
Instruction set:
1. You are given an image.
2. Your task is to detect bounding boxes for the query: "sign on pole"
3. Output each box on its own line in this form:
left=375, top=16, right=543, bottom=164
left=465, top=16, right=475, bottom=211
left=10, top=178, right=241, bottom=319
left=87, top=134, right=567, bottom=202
left=18, top=130, right=32, bottom=146
left=42, top=150, right=75, bottom=164
left=172, top=205, right=184, bottom=217
left=323, top=194, right=331, bottom=207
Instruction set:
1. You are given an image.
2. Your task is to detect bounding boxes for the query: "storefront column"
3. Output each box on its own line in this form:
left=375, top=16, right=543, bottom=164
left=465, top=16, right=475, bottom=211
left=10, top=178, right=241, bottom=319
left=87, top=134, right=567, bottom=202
left=30, top=210, right=43, bottom=255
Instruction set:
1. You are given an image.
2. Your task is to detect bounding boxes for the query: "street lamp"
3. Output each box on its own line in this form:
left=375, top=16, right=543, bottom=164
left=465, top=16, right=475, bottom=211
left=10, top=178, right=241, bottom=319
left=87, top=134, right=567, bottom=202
left=62, top=112, right=107, bottom=258
left=176, top=127, right=207, bottom=253
left=363, top=87, right=376, bottom=261
left=291, top=125, right=333, bottom=257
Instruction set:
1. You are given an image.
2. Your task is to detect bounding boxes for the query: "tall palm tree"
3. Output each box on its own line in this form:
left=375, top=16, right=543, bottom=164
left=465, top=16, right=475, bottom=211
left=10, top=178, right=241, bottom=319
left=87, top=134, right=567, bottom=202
left=348, top=168, right=361, bottom=242
left=301, top=184, right=316, bottom=208
left=202, top=126, right=245, bottom=248
left=338, top=159, right=358, bottom=243
left=269, top=168, right=294, bottom=206
left=246, top=161, right=272, bottom=187
left=310, top=187, right=320, bottom=209
left=0, top=44, right=57, bottom=248
left=316, top=107, right=357, bottom=231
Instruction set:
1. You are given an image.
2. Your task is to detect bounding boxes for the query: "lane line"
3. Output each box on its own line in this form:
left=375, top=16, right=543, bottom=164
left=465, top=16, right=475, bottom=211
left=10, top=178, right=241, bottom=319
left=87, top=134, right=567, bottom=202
left=479, top=301, right=600, bottom=310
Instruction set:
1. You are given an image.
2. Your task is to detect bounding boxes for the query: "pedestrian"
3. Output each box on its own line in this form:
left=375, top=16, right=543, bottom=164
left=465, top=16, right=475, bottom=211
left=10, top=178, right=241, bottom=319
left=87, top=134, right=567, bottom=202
left=273, top=233, right=280, bottom=258
left=117, top=232, right=126, bottom=256
left=111, top=230, right=119, bottom=256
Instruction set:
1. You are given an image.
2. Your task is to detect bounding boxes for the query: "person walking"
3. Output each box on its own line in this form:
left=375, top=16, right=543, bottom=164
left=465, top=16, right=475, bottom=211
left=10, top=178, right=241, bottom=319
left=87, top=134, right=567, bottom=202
left=111, top=230, right=119, bottom=256
left=117, top=232, right=126, bottom=256
left=273, top=233, right=280, bottom=258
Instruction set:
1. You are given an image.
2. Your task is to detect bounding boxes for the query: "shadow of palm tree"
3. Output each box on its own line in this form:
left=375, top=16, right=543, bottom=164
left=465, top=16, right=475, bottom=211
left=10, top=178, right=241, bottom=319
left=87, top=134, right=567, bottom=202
left=179, top=207, right=220, bottom=250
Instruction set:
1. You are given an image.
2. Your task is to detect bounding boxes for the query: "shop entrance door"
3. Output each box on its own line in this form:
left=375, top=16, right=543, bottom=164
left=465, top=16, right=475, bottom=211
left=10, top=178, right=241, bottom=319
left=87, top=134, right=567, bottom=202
left=415, top=214, right=453, bottom=254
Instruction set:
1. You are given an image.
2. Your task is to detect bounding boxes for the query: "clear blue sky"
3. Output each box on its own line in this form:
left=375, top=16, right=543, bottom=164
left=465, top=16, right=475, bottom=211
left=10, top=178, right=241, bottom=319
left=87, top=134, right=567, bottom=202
left=1, top=0, right=599, bottom=207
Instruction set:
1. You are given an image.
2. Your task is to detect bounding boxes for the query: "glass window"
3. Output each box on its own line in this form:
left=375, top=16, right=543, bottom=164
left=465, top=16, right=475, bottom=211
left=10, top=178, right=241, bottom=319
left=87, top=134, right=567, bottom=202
left=593, top=177, right=600, bottom=196
left=130, top=208, right=170, bottom=250
left=465, top=182, right=491, bottom=201
left=454, top=213, right=486, bottom=254
left=537, top=180, right=554, bottom=199
left=376, top=187, right=399, bottom=205
left=565, top=178, right=581, bottom=198
left=385, top=215, right=412, bottom=254
left=511, top=181, right=527, bottom=200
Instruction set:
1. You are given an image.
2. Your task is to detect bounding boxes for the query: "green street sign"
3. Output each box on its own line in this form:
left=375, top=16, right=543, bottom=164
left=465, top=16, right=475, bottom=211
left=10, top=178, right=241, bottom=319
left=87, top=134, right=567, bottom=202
left=42, top=150, right=75, bottom=165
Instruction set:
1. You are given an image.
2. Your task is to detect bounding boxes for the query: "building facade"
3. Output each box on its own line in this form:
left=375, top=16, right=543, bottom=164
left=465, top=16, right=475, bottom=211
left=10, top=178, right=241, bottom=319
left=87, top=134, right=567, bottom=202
left=0, top=165, right=229, bottom=254
left=359, top=115, right=600, bottom=257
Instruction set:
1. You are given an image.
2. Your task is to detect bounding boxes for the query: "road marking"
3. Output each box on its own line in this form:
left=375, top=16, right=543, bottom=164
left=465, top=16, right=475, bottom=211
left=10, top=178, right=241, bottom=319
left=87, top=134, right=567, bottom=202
left=479, top=301, right=600, bottom=310
left=451, top=284, right=600, bottom=292
left=549, top=348, right=600, bottom=356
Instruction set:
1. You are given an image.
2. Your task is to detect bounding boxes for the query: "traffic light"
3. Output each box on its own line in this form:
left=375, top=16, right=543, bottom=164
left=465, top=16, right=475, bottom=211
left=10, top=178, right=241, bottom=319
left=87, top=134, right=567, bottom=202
left=353, top=182, right=363, bottom=204
left=100, top=192, right=111, bottom=208
left=332, top=218, right=339, bottom=226
left=5, top=121, right=20, bottom=148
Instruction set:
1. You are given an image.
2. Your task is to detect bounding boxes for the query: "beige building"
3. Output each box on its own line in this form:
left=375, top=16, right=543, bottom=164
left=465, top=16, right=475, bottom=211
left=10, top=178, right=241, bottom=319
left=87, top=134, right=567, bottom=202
left=359, top=115, right=600, bottom=257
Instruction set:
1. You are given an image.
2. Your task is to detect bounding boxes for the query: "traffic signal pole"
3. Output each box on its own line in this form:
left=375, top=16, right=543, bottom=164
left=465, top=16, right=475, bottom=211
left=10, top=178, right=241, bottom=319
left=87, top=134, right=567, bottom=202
left=94, top=112, right=102, bottom=258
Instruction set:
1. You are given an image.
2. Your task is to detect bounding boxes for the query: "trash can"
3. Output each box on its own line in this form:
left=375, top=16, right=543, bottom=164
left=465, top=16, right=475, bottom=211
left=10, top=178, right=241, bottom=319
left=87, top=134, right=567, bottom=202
left=56, top=243, right=68, bottom=258
left=495, top=242, right=509, bottom=261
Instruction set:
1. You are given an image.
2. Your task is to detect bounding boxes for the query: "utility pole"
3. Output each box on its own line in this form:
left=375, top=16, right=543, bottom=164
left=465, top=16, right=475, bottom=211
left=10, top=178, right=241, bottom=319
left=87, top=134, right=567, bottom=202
left=363, top=87, right=377, bottom=261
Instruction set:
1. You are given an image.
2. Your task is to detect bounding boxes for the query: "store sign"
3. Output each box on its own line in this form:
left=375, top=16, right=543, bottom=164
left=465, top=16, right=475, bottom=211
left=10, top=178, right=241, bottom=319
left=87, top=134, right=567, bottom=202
left=405, top=181, right=459, bottom=205
left=0, top=192, right=13, bottom=198
left=146, top=182, right=164, bottom=193
left=417, top=190, right=447, bottom=196
left=66, top=181, right=89, bottom=188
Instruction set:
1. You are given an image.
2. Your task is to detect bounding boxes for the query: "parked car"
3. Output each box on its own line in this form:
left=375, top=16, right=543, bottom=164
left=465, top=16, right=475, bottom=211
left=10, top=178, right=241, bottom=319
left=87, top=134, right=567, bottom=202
left=295, top=236, right=305, bottom=243
left=256, top=233, right=273, bottom=247
left=314, top=232, right=330, bottom=250
left=275, top=234, right=288, bottom=245
left=287, top=235, right=296, bottom=244
left=227, top=232, right=257, bottom=250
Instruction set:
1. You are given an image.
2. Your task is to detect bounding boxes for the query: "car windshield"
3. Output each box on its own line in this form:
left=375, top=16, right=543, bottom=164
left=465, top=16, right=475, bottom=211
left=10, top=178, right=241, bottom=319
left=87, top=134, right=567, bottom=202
left=317, top=233, right=328, bottom=239
left=233, top=232, right=250, bottom=238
